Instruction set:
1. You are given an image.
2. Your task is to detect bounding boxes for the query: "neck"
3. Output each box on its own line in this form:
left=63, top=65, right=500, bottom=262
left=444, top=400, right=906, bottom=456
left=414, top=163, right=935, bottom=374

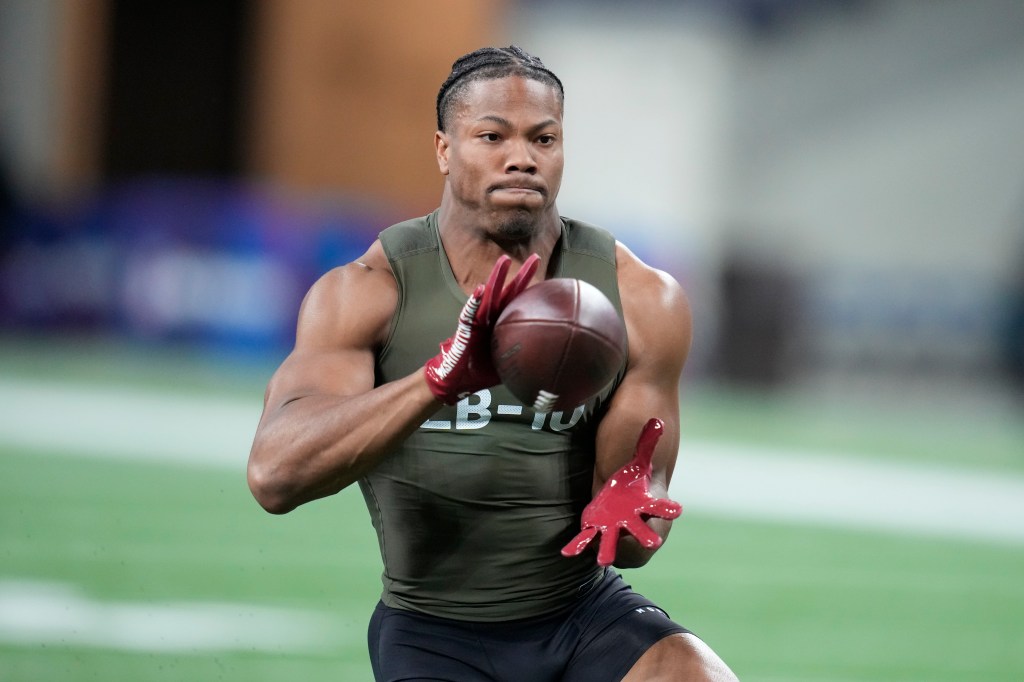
left=436, top=191, right=561, bottom=292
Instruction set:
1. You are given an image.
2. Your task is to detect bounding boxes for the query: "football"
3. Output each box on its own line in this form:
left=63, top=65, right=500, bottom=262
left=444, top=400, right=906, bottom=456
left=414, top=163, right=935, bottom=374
left=492, top=278, right=627, bottom=412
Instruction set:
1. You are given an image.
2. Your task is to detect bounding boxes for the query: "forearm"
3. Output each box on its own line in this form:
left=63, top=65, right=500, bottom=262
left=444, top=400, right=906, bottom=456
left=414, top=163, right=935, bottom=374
left=248, top=372, right=438, bottom=513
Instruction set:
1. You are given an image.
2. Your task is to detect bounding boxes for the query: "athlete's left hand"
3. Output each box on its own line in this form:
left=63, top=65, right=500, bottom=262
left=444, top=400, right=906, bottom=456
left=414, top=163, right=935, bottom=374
left=560, top=418, right=682, bottom=566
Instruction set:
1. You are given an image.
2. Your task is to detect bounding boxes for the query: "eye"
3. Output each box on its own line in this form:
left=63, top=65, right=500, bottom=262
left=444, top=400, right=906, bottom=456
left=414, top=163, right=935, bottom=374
left=537, top=134, right=556, bottom=145
left=481, top=132, right=500, bottom=142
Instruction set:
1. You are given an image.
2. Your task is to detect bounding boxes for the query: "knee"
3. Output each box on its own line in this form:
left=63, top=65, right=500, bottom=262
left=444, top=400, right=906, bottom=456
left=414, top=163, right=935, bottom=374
left=675, top=633, right=738, bottom=681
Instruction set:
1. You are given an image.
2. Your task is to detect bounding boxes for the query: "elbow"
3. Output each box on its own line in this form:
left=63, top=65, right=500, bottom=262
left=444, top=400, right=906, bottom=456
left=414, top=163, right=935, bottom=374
left=247, top=460, right=299, bottom=515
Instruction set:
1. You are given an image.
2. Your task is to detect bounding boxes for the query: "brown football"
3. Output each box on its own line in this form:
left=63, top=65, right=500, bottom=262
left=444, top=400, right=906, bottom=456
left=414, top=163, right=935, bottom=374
left=492, top=278, right=627, bottom=412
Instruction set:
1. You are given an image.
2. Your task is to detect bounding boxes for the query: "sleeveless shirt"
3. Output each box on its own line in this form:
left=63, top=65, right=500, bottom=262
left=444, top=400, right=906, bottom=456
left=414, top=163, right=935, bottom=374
left=360, top=210, right=627, bottom=622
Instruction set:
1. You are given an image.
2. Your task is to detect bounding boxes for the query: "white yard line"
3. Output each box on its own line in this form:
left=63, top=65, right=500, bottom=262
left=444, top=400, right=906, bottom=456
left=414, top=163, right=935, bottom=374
left=0, top=579, right=348, bottom=653
left=0, top=377, right=260, bottom=468
left=3, top=376, right=1024, bottom=545
left=674, top=442, right=1024, bottom=545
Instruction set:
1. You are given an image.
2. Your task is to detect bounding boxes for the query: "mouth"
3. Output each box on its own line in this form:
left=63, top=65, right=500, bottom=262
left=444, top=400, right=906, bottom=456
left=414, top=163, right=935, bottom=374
left=489, top=183, right=545, bottom=196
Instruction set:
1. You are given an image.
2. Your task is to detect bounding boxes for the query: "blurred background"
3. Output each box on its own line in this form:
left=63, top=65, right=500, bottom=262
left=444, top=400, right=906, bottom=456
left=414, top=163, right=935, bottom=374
left=1, top=1, right=1023, bottom=680
left=3, top=0, right=1024, bottom=393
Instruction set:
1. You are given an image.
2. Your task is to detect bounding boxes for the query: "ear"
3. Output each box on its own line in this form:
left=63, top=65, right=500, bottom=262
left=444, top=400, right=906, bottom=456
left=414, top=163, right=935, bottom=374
left=435, top=131, right=450, bottom=175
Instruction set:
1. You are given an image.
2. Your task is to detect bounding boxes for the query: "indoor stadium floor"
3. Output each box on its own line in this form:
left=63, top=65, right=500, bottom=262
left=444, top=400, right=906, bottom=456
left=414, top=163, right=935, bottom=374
left=2, top=335, right=1022, bottom=681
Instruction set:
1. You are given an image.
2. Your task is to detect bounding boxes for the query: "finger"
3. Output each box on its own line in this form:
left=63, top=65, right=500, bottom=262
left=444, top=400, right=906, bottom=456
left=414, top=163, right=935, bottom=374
left=645, top=498, right=683, bottom=520
left=498, top=253, right=541, bottom=308
left=632, top=418, right=665, bottom=470
left=596, top=526, right=620, bottom=566
left=480, top=255, right=512, bottom=324
left=623, top=518, right=664, bottom=549
left=560, top=527, right=599, bottom=557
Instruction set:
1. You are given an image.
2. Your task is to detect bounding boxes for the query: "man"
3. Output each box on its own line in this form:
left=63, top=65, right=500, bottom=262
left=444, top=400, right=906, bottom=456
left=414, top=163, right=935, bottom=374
left=248, top=46, right=737, bottom=681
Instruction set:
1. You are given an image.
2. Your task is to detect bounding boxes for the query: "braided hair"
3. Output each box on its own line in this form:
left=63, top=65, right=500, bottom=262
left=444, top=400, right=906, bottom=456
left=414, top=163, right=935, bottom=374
left=436, top=45, right=564, bottom=132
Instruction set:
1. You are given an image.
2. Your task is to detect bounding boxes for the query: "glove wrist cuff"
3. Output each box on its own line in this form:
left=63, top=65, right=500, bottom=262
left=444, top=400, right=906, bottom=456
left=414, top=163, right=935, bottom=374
left=423, top=364, right=457, bottom=405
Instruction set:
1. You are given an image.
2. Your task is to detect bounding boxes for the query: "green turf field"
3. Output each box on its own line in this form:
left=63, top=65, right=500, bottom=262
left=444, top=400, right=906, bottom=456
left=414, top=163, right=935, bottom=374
left=2, top=337, right=1023, bottom=681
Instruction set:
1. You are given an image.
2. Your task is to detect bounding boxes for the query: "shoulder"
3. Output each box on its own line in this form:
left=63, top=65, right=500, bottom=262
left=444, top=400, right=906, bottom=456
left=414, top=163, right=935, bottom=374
left=615, top=242, right=689, bottom=315
left=614, top=242, right=692, bottom=370
left=296, top=240, right=397, bottom=350
left=304, top=240, right=394, bottom=309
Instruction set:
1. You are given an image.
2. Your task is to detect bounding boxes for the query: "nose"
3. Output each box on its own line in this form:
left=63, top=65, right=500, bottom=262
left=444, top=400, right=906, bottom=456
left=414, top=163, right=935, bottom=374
left=505, top=138, right=537, bottom=174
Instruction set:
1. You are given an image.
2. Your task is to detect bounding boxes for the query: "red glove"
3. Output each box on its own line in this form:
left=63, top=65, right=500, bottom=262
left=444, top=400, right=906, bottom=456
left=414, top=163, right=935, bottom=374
left=561, top=418, right=683, bottom=566
left=424, top=253, right=540, bottom=404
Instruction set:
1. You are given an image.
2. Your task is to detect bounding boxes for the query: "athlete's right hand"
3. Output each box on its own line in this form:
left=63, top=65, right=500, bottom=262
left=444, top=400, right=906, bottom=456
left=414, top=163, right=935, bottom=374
left=424, top=253, right=540, bottom=404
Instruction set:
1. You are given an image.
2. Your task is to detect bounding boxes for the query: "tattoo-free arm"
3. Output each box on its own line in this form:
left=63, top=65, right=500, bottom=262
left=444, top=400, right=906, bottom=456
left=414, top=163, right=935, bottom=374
left=591, top=245, right=692, bottom=568
left=247, top=256, right=439, bottom=514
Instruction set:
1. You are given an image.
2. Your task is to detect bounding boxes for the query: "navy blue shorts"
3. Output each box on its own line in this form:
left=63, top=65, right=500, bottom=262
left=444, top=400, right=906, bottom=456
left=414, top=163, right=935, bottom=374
left=367, top=569, right=690, bottom=682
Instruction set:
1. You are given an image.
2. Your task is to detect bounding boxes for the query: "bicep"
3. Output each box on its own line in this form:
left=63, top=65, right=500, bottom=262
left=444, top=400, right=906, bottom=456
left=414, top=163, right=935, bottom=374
left=262, top=262, right=396, bottom=412
left=593, top=258, right=692, bottom=488
left=264, top=346, right=376, bottom=412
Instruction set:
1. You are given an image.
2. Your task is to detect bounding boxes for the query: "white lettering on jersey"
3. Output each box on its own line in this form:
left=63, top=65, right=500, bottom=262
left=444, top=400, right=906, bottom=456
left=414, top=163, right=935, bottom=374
left=420, top=390, right=587, bottom=432
left=549, top=405, right=585, bottom=432
left=455, top=389, right=491, bottom=430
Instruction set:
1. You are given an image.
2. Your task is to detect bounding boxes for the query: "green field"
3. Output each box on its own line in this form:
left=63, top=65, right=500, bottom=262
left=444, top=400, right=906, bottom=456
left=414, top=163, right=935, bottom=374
left=2, top=337, right=1023, bottom=681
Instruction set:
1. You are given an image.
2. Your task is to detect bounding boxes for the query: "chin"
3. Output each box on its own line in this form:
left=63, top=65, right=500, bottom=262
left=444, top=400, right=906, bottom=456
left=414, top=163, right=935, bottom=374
left=494, top=212, right=539, bottom=241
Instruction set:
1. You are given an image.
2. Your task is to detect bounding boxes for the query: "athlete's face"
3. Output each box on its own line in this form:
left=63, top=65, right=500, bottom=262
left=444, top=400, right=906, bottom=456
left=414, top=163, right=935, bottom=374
left=435, top=76, right=564, bottom=240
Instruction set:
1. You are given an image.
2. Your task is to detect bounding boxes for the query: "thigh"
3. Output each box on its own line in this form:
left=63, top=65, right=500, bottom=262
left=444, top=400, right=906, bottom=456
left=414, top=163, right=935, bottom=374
left=368, top=601, right=496, bottom=682
left=561, top=572, right=690, bottom=682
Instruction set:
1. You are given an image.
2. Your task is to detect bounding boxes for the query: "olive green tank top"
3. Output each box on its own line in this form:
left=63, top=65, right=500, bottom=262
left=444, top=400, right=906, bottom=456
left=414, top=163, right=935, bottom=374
left=359, top=210, right=626, bottom=621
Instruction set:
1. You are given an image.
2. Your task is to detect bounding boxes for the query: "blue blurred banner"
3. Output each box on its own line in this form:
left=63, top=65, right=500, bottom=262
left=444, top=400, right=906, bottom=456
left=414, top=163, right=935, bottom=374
left=0, top=180, right=384, bottom=356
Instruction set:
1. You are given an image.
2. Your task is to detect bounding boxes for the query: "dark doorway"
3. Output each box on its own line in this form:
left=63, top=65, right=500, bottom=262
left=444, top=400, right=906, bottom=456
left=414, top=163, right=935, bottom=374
left=102, top=1, right=251, bottom=178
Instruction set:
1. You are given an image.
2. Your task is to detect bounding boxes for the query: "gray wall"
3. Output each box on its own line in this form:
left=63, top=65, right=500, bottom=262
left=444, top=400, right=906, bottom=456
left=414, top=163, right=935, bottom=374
left=516, top=0, right=1024, bottom=382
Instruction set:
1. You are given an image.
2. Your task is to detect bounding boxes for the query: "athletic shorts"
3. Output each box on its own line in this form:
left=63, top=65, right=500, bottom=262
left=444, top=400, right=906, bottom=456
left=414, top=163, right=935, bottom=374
left=367, top=569, right=690, bottom=682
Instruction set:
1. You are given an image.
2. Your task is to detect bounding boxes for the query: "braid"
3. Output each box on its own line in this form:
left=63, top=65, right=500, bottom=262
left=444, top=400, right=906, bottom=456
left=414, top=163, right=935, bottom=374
left=436, top=45, right=564, bottom=131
